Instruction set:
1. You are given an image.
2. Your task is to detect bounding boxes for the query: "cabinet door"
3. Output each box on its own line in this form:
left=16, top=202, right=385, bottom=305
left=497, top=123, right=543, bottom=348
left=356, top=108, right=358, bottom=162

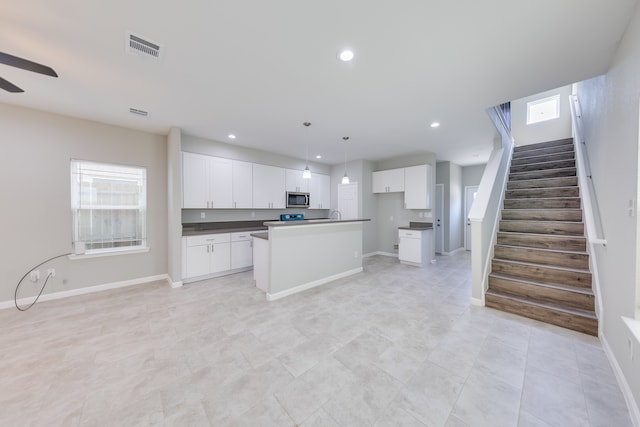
left=209, top=157, right=233, bottom=208
left=404, top=164, right=431, bottom=209
left=183, top=152, right=209, bottom=208
left=372, top=168, right=405, bottom=193
left=253, top=164, right=286, bottom=208
left=233, top=160, right=253, bottom=208
left=285, top=169, right=309, bottom=193
left=308, top=173, right=330, bottom=209
left=386, top=168, right=405, bottom=192
left=185, top=244, right=211, bottom=278
left=372, top=170, right=387, bottom=193
left=211, top=242, right=231, bottom=273
left=399, top=236, right=422, bottom=264
left=231, top=240, right=253, bottom=269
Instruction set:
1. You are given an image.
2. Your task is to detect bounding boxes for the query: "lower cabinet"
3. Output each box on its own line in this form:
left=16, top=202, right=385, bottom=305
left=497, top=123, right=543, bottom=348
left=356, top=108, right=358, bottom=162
left=398, top=229, right=431, bottom=267
left=231, top=232, right=253, bottom=269
left=183, top=231, right=256, bottom=281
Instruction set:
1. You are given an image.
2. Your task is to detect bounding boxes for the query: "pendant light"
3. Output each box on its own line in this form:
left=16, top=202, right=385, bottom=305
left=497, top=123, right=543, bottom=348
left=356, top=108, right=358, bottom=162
left=341, top=136, right=350, bottom=184
left=302, top=122, right=312, bottom=179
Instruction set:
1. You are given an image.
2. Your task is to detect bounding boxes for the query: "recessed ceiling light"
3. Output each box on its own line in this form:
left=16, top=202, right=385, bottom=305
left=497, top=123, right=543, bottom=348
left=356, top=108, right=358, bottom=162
left=430, top=122, right=440, bottom=128
left=228, top=134, right=236, bottom=139
left=315, top=155, right=322, bottom=159
left=338, top=49, right=354, bottom=62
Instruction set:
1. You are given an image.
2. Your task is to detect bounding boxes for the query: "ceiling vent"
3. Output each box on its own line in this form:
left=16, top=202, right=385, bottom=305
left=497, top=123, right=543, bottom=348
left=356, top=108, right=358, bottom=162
left=125, top=32, right=163, bottom=60
left=129, top=107, right=149, bottom=117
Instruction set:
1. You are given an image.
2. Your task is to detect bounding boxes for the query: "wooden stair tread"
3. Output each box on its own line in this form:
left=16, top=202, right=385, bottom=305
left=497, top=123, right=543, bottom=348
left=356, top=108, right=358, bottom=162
left=492, top=257, right=590, bottom=274
left=486, top=289, right=597, bottom=320
left=488, top=273, right=594, bottom=295
left=498, top=230, right=586, bottom=239
left=494, top=244, right=587, bottom=256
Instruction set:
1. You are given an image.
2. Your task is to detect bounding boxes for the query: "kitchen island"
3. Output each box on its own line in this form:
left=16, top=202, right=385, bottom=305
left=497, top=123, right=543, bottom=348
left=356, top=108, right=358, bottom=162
left=252, top=219, right=370, bottom=301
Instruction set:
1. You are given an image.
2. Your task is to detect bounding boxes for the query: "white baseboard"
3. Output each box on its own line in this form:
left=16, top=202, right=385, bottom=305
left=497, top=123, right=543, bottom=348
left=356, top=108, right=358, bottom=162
left=266, top=267, right=363, bottom=301
left=442, top=247, right=466, bottom=256
left=370, top=251, right=398, bottom=258
left=1, top=274, right=170, bottom=310
left=601, top=334, right=640, bottom=427
left=170, top=280, right=183, bottom=288
left=470, top=297, right=485, bottom=307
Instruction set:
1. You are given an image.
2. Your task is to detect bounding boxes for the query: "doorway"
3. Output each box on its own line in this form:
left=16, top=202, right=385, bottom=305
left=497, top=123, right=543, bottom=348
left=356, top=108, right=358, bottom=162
left=435, top=184, right=444, bottom=253
left=464, top=186, right=478, bottom=251
left=337, top=182, right=358, bottom=220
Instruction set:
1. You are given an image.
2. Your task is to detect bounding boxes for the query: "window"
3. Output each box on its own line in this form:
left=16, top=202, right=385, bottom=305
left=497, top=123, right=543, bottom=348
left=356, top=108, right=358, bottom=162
left=527, top=94, right=560, bottom=124
left=71, top=160, right=147, bottom=254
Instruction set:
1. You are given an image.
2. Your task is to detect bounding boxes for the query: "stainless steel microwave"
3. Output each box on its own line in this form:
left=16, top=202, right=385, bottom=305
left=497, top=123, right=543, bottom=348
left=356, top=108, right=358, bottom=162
left=286, top=191, right=310, bottom=208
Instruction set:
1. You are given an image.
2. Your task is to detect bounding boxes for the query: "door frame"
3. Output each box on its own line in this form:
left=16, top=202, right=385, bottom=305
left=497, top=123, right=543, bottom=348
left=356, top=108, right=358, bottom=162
left=464, top=185, right=479, bottom=251
left=435, top=184, right=444, bottom=254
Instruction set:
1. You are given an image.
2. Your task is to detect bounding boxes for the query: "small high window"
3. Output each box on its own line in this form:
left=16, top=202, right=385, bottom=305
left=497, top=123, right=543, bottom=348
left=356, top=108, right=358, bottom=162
left=70, top=160, right=147, bottom=254
left=527, top=94, right=560, bottom=125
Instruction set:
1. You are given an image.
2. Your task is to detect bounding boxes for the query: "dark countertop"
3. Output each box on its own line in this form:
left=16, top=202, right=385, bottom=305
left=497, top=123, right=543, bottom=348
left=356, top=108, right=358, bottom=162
left=250, top=232, right=269, bottom=240
left=263, top=218, right=371, bottom=226
left=398, top=221, right=434, bottom=231
left=182, top=220, right=268, bottom=236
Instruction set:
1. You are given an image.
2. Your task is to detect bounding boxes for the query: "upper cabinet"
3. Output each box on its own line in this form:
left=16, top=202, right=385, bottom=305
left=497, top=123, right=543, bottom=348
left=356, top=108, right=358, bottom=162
left=253, top=163, right=286, bottom=209
left=372, top=168, right=405, bottom=193
left=404, top=164, right=432, bottom=209
left=232, top=160, right=253, bottom=209
left=285, top=169, right=310, bottom=193
left=309, top=173, right=331, bottom=209
left=183, top=152, right=232, bottom=208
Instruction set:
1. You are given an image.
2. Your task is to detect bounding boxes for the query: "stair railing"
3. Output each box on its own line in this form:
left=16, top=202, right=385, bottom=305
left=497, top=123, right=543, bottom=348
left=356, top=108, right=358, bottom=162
left=569, top=93, right=606, bottom=321
left=469, top=105, right=514, bottom=305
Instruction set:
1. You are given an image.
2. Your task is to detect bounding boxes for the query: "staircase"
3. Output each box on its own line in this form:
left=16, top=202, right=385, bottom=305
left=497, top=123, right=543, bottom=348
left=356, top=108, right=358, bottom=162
left=485, top=138, right=598, bottom=336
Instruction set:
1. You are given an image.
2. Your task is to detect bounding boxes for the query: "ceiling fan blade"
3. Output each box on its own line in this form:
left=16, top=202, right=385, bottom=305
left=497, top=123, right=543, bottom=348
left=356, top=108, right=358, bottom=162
left=0, top=77, right=24, bottom=93
left=0, top=51, right=58, bottom=78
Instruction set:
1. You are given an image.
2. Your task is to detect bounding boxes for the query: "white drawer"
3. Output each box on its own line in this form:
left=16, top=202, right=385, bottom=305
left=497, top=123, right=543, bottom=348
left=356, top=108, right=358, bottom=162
left=231, top=231, right=254, bottom=242
left=399, top=229, right=422, bottom=239
left=186, top=233, right=231, bottom=246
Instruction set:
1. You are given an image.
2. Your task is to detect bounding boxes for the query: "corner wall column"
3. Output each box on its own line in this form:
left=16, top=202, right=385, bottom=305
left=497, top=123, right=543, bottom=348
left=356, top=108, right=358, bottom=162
left=167, top=127, right=183, bottom=287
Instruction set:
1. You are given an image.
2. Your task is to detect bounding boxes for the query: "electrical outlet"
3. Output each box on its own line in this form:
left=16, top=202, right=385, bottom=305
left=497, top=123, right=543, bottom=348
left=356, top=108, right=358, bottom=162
left=29, top=270, right=40, bottom=282
left=47, top=268, right=56, bottom=278
left=354, top=251, right=359, bottom=258
left=389, top=215, right=394, bottom=221
left=251, top=212, right=255, bottom=217
left=200, top=212, right=206, bottom=219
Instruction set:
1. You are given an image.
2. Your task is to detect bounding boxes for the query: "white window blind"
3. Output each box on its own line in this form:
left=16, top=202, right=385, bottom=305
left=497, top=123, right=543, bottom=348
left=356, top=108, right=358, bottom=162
left=71, top=160, right=147, bottom=254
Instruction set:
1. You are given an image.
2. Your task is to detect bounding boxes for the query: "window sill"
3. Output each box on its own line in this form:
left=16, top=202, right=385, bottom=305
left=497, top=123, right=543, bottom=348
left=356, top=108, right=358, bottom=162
left=68, top=247, right=150, bottom=260
left=622, top=316, right=640, bottom=343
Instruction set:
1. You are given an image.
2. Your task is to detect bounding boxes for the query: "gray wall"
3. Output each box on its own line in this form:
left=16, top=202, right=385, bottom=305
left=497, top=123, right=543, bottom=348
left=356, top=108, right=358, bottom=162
left=375, top=152, right=437, bottom=257
left=576, top=0, right=640, bottom=412
left=0, top=103, right=168, bottom=302
left=436, top=162, right=486, bottom=253
left=511, top=85, right=573, bottom=146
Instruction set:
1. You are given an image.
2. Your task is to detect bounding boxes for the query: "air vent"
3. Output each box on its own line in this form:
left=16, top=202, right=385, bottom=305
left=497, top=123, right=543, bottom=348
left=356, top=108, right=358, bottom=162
left=125, top=32, right=162, bottom=59
left=129, top=107, right=149, bottom=117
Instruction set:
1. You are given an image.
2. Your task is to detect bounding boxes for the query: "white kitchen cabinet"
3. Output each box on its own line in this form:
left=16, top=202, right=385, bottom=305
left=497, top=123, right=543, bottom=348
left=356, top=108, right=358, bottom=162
left=309, top=173, right=331, bottom=209
left=398, top=229, right=431, bottom=267
left=285, top=169, right=310, bottom=193
left=232, top=160, right=253, bottom=208
left=183, top=233, right=231, bottom=279
left=404, top=164, right=432, bottom=209
left=182, top=152, right=232, bottom=208
left=253, top=163, right=286, bottom=208
left=231, top=232, right=253, bottom=269
left=372, top=168, right=405, bottom=193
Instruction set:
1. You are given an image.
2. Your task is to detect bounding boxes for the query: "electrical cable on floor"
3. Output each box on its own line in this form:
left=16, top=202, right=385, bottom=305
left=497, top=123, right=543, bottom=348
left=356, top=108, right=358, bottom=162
left=14, top=253, right=72, bottom=311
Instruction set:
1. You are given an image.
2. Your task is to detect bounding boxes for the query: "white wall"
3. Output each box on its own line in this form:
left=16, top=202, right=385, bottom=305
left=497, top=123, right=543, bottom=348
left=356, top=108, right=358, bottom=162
left=0, top=103, right=168, bottom=302
left=576, top=1, right=640, bottom=416
left=511, top=85, right=573, bottom=146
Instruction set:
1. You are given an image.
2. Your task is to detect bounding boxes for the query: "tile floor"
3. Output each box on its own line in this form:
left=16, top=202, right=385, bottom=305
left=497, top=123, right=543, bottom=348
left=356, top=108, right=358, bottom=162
left=0, top=252, right=633, bottom=426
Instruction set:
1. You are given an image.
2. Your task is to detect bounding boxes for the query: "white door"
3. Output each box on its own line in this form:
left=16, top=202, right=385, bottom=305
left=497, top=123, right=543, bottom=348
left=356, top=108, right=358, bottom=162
left=435, top=184, right=444, bottom=253
left=338, top=182, right=358, bottom=219
left=465, top=186, right=478, bottom=251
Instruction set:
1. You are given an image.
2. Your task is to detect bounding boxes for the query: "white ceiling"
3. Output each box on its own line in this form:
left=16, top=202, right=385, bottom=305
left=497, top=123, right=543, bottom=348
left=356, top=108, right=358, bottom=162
left=0, top=0, right=637, bottom=166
